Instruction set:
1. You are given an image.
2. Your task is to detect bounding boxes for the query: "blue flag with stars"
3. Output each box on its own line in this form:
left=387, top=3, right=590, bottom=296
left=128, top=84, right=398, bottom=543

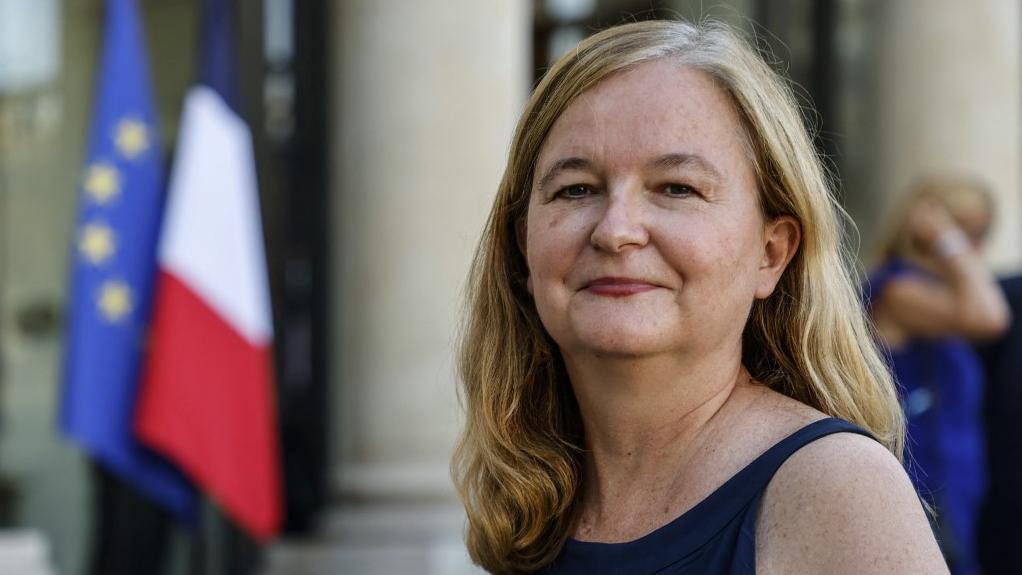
left=61, top=0, right=194, bottom=520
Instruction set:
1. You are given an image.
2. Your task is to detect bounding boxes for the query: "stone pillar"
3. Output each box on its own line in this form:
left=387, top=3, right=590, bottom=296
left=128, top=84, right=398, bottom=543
left=874, top=0, right=1021, bottom=272
left=329, top=0, right=531, bottom=501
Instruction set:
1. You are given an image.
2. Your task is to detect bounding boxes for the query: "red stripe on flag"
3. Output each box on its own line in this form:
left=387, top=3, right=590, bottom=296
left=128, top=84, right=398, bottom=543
left=136, top=270, right=282, bottom=539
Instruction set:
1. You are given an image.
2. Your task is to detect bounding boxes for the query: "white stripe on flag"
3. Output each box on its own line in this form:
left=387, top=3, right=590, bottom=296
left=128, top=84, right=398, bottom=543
left=159, top=85, right=273, bottom=345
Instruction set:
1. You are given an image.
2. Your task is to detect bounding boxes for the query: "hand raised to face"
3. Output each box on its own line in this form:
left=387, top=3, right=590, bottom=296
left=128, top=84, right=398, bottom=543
left=907, top=199, right=959, bottom=248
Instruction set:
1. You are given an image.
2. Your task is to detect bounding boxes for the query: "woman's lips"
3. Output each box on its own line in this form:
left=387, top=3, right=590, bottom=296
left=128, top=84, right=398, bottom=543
left=583, top=277, right=659, bottom=297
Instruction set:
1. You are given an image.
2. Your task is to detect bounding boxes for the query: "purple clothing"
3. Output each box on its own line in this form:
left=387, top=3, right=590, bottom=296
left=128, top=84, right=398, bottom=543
left=865, top=259, right=986, bottom=575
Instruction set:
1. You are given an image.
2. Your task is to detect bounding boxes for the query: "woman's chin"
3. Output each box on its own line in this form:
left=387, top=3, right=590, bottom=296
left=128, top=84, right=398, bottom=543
left=561, top=328, right=678, bottom=359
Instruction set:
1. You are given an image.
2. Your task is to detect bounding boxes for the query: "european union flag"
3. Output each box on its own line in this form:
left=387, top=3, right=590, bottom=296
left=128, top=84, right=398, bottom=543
left=61, top=0, right=194, bottom=519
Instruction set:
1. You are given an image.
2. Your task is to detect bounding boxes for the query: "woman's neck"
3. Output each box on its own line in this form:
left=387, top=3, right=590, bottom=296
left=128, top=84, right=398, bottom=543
left=564, top=348, right=749, bottom=539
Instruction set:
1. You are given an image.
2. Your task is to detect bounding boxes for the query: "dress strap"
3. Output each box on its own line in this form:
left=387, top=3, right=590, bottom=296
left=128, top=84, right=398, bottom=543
left=556, top=418, right=878, bottom=575
left=700, top=417, right=878, bottom=533
left=726, top=418, right=881, bottom=574
left=741, top=418, right=876, bottom=486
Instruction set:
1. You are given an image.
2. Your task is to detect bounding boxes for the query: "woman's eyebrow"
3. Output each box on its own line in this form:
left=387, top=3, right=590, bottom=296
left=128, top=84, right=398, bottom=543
left=535, top=157, right=594, bottom=191
left=648, top=153, right=723, bottom=181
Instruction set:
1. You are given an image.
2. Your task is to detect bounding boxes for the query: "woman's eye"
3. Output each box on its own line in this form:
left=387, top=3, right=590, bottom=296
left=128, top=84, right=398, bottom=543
left=663, top=183, right=697, bottom=198
left=556, top=185, right=593, bottom=199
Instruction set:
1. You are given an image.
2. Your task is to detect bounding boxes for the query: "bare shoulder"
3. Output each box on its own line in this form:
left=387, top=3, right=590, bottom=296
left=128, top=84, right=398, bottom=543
left=755, top=430, right=948, bottom=575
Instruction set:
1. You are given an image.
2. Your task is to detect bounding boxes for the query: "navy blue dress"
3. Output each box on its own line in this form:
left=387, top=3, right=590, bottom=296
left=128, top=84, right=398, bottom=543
left=540, top=418, right=873, bottom=574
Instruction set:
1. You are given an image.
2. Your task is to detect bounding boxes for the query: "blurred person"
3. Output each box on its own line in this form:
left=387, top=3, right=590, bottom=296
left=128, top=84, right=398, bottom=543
left=453, top=20, right=946, bottom=575
left=866, top=177, right=1010, bottom=575
left=977, top=274, right=1022, bottom=575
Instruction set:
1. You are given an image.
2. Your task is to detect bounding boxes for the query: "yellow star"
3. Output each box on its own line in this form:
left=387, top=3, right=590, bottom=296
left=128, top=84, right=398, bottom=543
left=115, top=118, right=150, bottom=160
left=78, top=222, right=116, bottom=265
left=83, top=163, right=121, bottom=204
left=97, top=280, right=133, bottom=322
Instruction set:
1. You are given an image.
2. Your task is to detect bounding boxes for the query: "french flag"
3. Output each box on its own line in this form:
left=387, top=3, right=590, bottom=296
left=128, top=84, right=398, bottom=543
left=135, top=0, right=282, bottom=539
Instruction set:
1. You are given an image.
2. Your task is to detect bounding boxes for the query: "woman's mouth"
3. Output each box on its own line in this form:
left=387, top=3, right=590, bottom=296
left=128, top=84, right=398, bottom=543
left=583, top=277, right=660, bottom=297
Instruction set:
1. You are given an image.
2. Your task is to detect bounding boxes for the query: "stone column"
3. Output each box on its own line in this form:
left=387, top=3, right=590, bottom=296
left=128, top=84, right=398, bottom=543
left=874, top=0, right=1021, bottom=272
left=329, top=0, right=531, bottom=501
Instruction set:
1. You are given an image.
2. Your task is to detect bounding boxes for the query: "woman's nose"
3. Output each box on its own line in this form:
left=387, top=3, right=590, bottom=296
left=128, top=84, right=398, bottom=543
left=589, top=189, right=649, bottom=252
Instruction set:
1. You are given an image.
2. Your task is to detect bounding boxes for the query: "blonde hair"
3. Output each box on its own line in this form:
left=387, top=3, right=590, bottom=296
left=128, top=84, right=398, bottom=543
left=871, top=175, right=994, bottom=266
left=453, top=19, right=904, bottom=574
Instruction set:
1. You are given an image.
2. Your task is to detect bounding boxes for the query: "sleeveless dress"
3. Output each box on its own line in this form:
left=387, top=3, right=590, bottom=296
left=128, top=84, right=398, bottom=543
left=540, top=418, right=873, bottom=574
left=865, top=259, right=986, bottom=575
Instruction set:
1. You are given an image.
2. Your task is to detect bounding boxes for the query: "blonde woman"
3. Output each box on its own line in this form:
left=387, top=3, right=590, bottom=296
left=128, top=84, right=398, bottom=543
left=866, top=178, right=1010, bottom=575
left=454, top=20, right=946, bottom=574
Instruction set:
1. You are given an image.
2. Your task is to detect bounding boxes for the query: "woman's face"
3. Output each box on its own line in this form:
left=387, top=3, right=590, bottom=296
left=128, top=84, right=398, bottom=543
left=523, top=60, right=797, bottom=360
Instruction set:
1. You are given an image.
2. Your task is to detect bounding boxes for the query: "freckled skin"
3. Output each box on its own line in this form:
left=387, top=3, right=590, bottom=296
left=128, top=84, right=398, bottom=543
left=519, top=60, right=948, bottom=574
left=526, top=60, right=769, bottom=361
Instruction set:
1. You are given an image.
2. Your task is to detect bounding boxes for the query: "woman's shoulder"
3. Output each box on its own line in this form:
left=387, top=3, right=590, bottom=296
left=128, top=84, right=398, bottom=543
left=754, top=423, right=948, bottom=574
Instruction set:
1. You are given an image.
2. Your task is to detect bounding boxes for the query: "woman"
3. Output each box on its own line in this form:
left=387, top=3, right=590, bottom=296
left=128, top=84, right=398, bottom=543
left=453, top=20, right=946, bottom=574
left=867, top=178, right=1010, bottom=575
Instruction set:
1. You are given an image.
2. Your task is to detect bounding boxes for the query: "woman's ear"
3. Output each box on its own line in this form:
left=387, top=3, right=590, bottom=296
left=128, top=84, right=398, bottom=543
left=755, top=215, right=801, bottom=299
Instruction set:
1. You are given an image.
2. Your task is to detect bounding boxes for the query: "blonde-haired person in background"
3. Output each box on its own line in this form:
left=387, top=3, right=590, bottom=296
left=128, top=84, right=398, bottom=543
left=866, top=177, right=1010, bottom=575
left=454, top=19, right=947, bottom=574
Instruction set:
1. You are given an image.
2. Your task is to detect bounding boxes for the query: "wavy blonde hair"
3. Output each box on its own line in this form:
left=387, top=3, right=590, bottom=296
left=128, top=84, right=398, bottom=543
left=452, top=19, right=904, bottom=574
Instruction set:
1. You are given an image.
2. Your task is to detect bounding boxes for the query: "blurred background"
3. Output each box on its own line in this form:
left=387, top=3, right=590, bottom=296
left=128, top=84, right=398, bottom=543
left=0, top=0, right=1018, bottom=574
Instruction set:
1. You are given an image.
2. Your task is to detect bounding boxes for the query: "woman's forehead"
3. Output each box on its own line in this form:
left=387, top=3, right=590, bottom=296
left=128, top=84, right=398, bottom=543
left=536, top=60, right=752, bottom=177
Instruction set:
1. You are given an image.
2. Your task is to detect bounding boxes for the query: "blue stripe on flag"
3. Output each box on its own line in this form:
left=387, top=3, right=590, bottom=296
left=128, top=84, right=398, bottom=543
left=200, top=0, right=241, bottom=114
